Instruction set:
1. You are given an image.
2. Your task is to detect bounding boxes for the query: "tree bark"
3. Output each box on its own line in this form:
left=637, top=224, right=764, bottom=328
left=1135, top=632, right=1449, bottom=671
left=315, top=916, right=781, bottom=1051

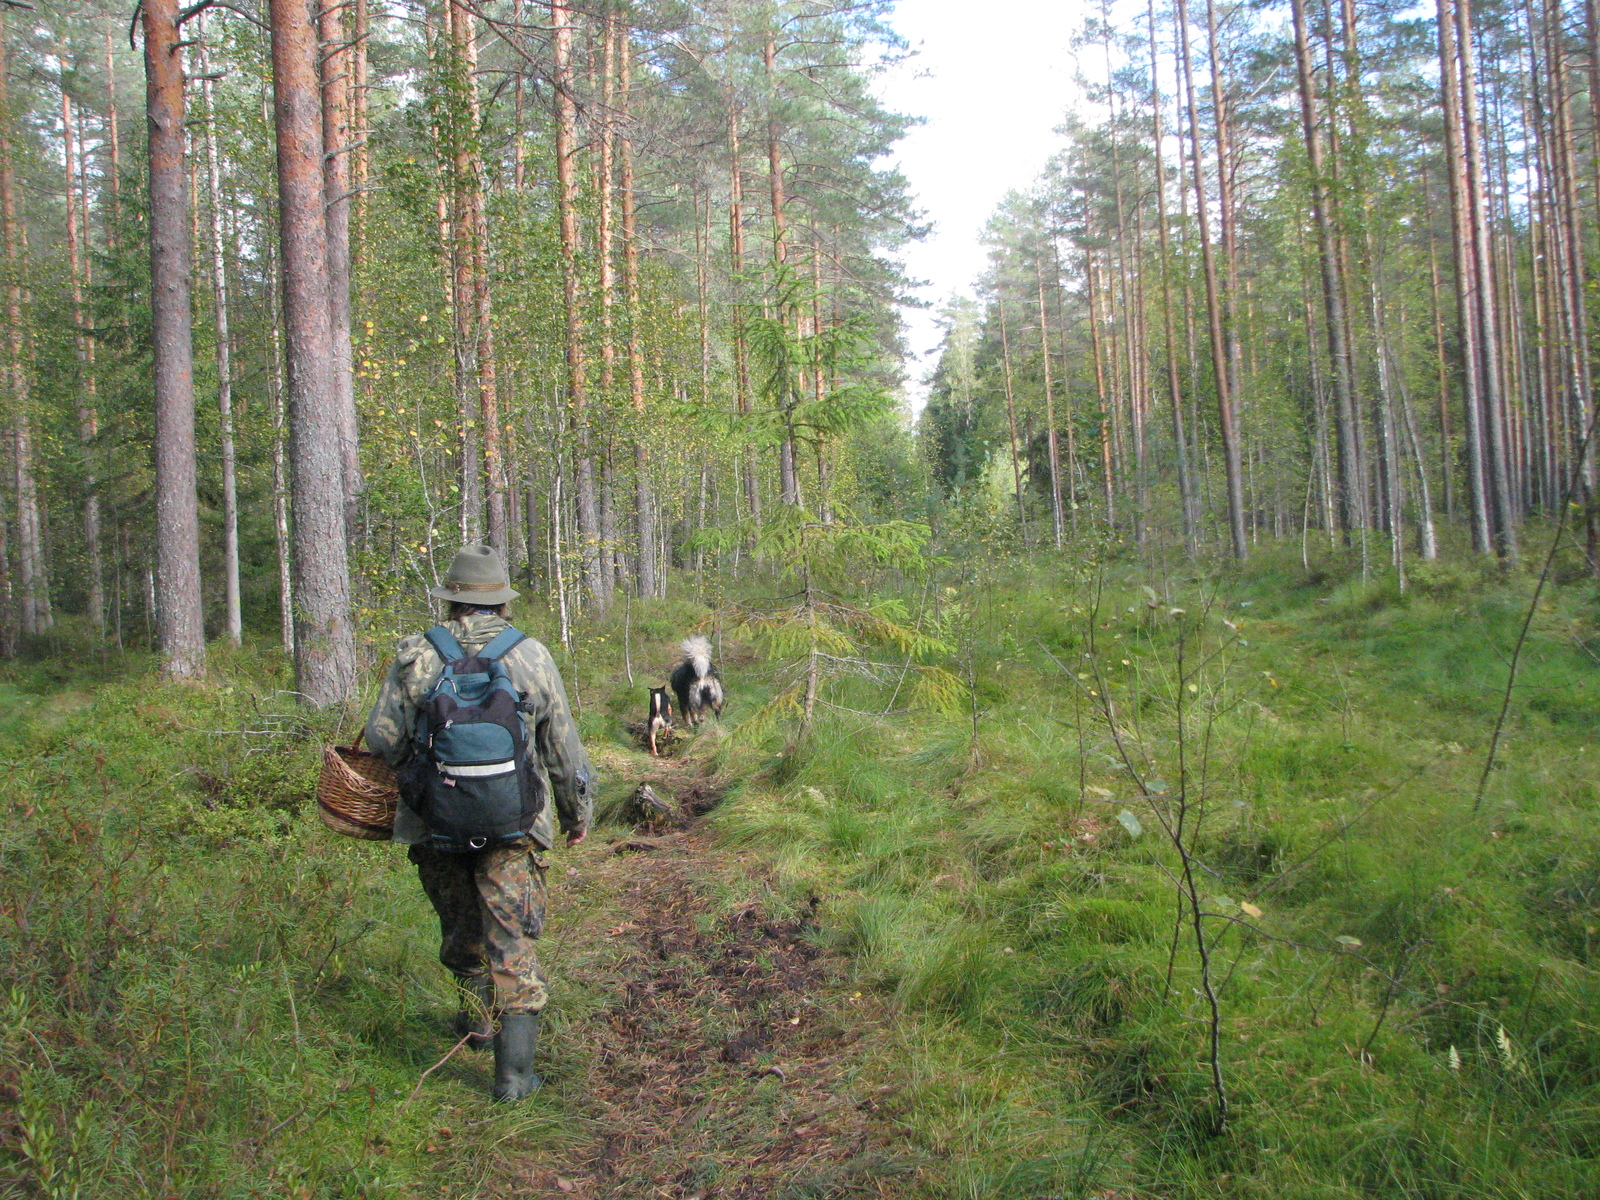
left=1036, top=256, right=1065, bottom=547
left=619, top=29, right=657, bottom=597
left=998, top=301, right=1028, bottom=543
left=764, top=34, right=787, bottom=264
left=352, top=0, right=370, bottom=265
left=551, top=0, right=606, bottom=605
left=728, top=95, right=760, bottom=527
left=320, top=0, right=364, bottom=534
left=1175, top=0, right=1247, bottom=558
left=1437, top=0, right=1494, bottom=555
left=449, top=1, right=505, bottom=555
left=1453, top=0, right=1517, bottom=560
left=0, top=496, right=11, bottom=657
left=61, top=87, right=105, bottom=633
left=992, top=299, right=1030, bottom=544
left=596, top=9, right=619, bottom=588
left=266, top=214, right=295, bottom=655
left=104, top=26, right=121, bottom=251
left=1086, top=253, right=1116, bottom=530
left=1148, top=0, right=1198, bottom=555
left=433, top=4, right=481, bottom=544
left=270, top=0, right=357, bottom=704
left=198, top=24, right=241, bottom=644
left=1423, top=177, right=1455, bottom=520
left=1289, top=0, right=1364, bottom=544
left=142, top=0, right=205, bottom=675
left=764, top=33, right=800, bottom=501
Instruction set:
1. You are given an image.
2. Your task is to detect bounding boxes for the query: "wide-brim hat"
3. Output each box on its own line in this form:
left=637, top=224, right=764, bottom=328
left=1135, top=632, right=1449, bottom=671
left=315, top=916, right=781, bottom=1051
left=428, top=544, right=520, bottom=606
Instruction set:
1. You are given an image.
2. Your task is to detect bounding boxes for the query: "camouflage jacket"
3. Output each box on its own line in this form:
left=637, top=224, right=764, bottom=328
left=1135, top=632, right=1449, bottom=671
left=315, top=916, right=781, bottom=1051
left=364, top=613, right=593, bottom=849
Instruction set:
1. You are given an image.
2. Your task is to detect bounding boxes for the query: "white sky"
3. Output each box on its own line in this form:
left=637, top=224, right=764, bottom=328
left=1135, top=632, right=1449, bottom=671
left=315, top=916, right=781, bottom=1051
left=875, top=0, right=1091, bottom=415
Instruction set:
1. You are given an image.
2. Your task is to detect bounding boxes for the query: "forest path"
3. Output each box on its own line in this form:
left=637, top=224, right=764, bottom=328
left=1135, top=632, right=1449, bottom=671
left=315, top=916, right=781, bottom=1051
left=491, top=740, right=911, bottom=1198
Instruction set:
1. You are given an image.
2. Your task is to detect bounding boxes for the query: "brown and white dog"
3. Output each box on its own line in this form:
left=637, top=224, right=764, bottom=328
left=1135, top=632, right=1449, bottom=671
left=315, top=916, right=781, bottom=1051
left=669, top=635, right=725, bottom=727
left=646, top=686, right=673, bottom=756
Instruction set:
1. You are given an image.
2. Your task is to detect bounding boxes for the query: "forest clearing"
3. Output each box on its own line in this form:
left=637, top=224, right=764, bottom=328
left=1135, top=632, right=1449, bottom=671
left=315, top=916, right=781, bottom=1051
left=5, top=0, right=1600, bottom=1194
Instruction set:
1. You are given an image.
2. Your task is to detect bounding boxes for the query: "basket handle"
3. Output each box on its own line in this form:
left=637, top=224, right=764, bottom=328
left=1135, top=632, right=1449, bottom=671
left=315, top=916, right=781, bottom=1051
left=350, top=726, right=365, bottom=753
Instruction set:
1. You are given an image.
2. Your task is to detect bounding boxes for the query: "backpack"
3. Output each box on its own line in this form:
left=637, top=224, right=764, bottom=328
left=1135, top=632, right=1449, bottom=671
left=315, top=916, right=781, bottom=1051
left=400, top=625, right=542, bottom=852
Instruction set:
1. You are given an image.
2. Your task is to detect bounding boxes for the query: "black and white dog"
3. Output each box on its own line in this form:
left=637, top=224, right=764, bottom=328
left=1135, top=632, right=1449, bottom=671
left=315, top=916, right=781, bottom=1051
left=669, top=635, right=724, bottom=727
left=646, top=687, right=673, bottom=757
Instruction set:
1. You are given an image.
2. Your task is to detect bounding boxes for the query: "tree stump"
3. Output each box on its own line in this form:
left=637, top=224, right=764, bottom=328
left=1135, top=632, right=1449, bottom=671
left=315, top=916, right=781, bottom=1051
left=620, top=783, right=677, bottom=831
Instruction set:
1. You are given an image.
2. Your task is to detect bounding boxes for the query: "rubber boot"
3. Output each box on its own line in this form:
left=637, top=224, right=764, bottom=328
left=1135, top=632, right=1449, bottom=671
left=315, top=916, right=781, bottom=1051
left=491, top=1011, right=542, bottom=1103
left=453, top=975, right=494, bottom=1048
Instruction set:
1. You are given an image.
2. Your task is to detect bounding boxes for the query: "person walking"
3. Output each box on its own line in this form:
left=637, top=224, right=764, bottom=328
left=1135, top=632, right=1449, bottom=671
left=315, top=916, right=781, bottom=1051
left=365, top=544, right=592, bottom=1102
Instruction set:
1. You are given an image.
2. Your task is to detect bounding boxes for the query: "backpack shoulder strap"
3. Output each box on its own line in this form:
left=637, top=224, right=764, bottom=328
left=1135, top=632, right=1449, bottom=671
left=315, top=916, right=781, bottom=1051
left=480, top=626, right=527, bottom=663
left=424, top=625, right=467, bottom=664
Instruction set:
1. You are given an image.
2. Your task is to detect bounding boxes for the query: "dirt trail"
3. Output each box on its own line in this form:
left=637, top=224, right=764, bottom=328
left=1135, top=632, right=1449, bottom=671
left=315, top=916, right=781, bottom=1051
left=496, top=745, right=911, bottom=1198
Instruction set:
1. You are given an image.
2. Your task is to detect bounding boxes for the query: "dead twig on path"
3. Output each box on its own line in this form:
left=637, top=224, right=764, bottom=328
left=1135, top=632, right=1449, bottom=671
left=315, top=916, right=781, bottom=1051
left=400, top=1033, right=474, bottom=1112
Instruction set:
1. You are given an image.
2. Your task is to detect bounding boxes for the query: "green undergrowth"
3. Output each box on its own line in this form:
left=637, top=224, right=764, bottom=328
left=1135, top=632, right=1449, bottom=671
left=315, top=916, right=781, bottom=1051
left=710, top=544, right=1600, bottom=1198
left=3, top=550, right=1600, bottom=1198
left=0, top=609, right=680, bottom=1199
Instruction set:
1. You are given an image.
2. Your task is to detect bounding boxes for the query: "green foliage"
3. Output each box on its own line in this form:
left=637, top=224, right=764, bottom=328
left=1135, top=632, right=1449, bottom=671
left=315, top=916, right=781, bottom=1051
left=8, top=549, right=1600, bottom=1196
left=716, top=504, right=958, bottom=741
left=714, top=551, right=1600, bottom=1197
left=0, top=646, right=594, bottom=1197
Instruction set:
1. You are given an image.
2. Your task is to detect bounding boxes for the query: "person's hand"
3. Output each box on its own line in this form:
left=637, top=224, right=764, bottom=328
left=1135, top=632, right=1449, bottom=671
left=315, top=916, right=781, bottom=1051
left=566, top=828, right=588, bottom=847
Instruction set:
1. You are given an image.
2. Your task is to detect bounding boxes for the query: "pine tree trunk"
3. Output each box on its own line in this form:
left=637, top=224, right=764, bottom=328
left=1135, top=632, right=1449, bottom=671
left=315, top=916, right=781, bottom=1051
left=1423, top=178, right=1456, bottom=520
left=352, top=0, right=370, bottom=265
left=270, top=0, right=356, bottom=704
left=551, top=0, right=605, bottom=606
left=266, top=226, right=295, bottom=655
left=728, top=98, right=760, bottom=529
left=596, top=10, right=620, bottom=588
left=997, top=303, right=1028, bottom=542
left=1365, top=235, right=1403, bottom=557
left=1148, top=0, right=1198, bottom=555
left=452, top=3, right=505, bottom=555
left=104, top=26, right=121, bottom=252
left=1549, top=0, right=1597, bottom=562
left=1205, top=0, right=1242, bottom=408
left=438, top=3, right=481, bottom=545
left=1124, top=195, right=1151, bottom=544
left=1176, top=0, right=1247, bottom=558
left=1086, top=254, right=1116, bottom=529
left=73, top=99, right=101, bottom=617
left=619, top=29, right=658, bottom=598
left=764, top=34, right=800, bottom=503
left=764, top=35, right=787, bottom=265
left=812, top=242, right=835, bottom=524
left=0, top=502, right=11, bottom=657
left=1036, top=258, right=1065, bottom=547
left=1392, top=342, right=1439, bottom=560
left=992, top=305, right=1030, bottom=540
left=1454, top=0, right=1517, bottom=560
left=198, top=26, right=241, bottom=644
left=142, top=0, right=205, bottom=675
left=1290, top=0, right=1366, bottom=545
left=1437, top=0, right=1495, bottom=555
left=61, top=88, right=105, bottom=634
left=319, top=0, right=363, bottom=534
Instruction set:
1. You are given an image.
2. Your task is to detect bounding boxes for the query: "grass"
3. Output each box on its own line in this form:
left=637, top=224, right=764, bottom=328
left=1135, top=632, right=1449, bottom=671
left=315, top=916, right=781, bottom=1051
left=3, top=543, right=1599, bottom=1197
left=0, top=646, right=595, bottom=1197
left=712, top=542, right=1600, bottom=1198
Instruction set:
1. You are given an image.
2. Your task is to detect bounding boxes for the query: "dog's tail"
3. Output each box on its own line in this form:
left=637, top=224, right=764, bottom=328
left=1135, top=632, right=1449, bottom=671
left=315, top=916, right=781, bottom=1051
left=681, top=634, right=713, bottom=678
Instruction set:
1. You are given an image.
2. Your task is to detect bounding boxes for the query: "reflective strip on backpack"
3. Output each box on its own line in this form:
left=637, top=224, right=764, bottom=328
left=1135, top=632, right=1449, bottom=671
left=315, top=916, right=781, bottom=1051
left=438, top=760, right=518, bottom=778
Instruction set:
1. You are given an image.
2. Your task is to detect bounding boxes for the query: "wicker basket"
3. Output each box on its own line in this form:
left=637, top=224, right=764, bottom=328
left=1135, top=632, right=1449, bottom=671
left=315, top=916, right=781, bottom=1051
left=316, top=730, right=399, bottom=841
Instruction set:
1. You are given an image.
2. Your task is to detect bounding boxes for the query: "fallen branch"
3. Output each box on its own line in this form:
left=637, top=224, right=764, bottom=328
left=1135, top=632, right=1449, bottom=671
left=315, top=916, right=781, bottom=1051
left=400, top=1033, right=474, bottom=1112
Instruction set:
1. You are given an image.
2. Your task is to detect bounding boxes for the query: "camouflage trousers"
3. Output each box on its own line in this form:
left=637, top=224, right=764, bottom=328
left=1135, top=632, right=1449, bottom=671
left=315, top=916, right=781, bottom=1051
left=409, top=841, right=550, bottom=1015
